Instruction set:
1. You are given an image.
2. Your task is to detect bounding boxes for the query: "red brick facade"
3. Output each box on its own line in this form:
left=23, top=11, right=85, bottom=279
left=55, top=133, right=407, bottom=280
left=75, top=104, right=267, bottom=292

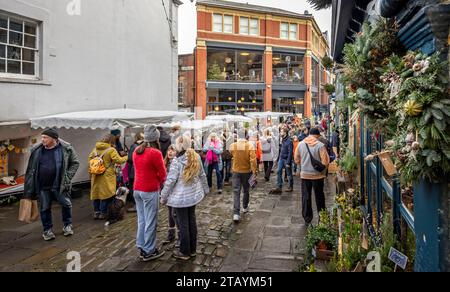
left=195, top=2, right=331, bottom=119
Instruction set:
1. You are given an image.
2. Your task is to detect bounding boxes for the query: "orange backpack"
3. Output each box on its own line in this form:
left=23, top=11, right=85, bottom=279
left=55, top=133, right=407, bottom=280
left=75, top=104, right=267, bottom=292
left=89, top=148, right=113, bottom=175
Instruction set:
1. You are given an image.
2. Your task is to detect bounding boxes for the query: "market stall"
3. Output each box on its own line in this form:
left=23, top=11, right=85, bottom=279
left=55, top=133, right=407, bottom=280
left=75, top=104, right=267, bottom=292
left=0, top=109, right=194, bottom=197
left=205, top=114, right=252, bottom=133
left=245, top=111, right=293, bottom=128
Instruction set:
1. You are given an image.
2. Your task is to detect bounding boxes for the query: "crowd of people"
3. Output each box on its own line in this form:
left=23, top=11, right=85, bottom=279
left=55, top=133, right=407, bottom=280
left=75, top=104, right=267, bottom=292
left=22, top=115, right=339, bottom=261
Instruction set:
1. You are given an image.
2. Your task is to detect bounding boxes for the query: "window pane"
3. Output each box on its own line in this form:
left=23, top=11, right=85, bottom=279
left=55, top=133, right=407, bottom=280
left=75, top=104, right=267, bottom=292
left=250, top=19, right=258, bottom=36
left=0, top=29, right=6, bottom=43
left=224, top=15, right=233, bottom=25
left=290, top=24, right=297, bottom=33
left=23, top=48, right=35, bottom=61
left=224, top=23, right=233, bottom=33
left=240, top=17, right=249, bottom=35
left=9, top=20, right=23, bottom=32
left=7, top=60, right=20, bottom=74
left=7, top=46, right=21, bottom=60
left=0, top=44, right=4, bottom=58
left=9, top=31, right=23, bottom=45
left=25, top=23, right=36, bottom=35
left=290, top=24, right=297, bottom=40
left=213, top=14, right=222, bottom=32
left=0, top=59, right=4, bottom=72
left=280, top=23, right=288, bottom=39
left=290, top=31, right=297, bottom=40
left=224, top=15, right=233, bottom=33
left=24, top=34, right=35, bottom=48
left=213, top=23, right=222, bottom=32
left=22, top=62, right=34, bottom=75
left=0, top=17, right=6, bottom=29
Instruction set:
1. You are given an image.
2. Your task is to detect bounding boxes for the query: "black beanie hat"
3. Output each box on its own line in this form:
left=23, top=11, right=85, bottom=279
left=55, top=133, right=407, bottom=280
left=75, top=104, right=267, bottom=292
left=41, top=128, right=59, bottom=140
left=310, top=128, right=320, bottom=136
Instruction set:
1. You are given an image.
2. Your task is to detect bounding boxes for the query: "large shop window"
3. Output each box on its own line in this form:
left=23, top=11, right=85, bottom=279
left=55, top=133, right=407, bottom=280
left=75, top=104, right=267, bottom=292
left=311, top=59, right=319, bottom=87
left=0, top=13, right=38, bottom=78
left=311, top=92, right=319, bottom=114
left=206, top=89, right=264, bottom=115
left=272, top=53, right=304, bottom=84
left=273, top=97, right=304, bottom=115
left=207, top=48, right=263, bottom=82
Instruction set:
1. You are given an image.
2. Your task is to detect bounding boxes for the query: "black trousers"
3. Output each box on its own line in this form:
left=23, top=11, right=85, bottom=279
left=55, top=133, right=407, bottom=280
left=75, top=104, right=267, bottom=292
left=301, top=178, right=326, bottom=224
left=263, top=161, right=274, bottom=180
left=174, top=206, right=197, bottom=256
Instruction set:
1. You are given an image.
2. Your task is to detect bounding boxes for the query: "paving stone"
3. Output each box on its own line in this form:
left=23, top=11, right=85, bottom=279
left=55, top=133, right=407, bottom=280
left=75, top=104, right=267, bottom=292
left=211, top=257, right=223, bottom=268
left=261, top=236, right=291, bottom=253
left=193, top=254, right=206, bottom=265
left=215, top=247, right=227, bottom=258
left=204, top=245, right=216, bottom=255
left=0, top=247, right=38, bottom=266
left=269, top=216, right=291, bottom=226
left=248, top=256, right=300, bottom=272
left=21, top=247, right=66, bottom=265
left=220, top=248, right=252, bottom=272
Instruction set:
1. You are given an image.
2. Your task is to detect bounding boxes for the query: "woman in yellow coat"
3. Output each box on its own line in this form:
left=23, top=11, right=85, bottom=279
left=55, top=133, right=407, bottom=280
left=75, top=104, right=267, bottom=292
left=89, top=134, right=127, bottom=219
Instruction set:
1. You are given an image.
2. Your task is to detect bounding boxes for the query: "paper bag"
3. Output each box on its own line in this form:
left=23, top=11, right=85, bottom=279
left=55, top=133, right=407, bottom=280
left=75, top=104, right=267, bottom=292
left=18, top=199, right=39, bottom=224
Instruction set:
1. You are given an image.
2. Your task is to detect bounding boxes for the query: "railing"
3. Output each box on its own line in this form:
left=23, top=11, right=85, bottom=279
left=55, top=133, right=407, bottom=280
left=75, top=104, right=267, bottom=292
left=272, top=75, right=304, bottom=84
left=358, top=116, right=415, bottom=247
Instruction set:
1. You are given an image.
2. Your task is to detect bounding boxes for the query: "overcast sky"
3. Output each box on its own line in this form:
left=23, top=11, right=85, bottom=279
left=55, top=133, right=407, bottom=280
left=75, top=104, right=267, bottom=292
left=178, top=0, right=332, bottom=54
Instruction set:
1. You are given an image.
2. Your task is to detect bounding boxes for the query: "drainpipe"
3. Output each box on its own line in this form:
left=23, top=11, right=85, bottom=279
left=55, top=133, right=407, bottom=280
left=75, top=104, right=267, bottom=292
left=378, top=0, right=410, bottom=18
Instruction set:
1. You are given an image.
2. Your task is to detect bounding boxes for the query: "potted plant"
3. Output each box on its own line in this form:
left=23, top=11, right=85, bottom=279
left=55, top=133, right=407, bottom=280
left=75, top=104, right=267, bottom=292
left=307, top=211, right=338, bottom=261
left=336, top=150, right=358, bottom=189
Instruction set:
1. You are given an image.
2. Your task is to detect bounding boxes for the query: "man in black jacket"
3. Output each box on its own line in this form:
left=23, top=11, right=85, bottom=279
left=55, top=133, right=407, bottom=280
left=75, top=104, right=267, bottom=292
left=158, top=126, right=172, bottom=158
left=270, top=128, right=293, bottom=194
left=24, top=129, right=80, bottom=241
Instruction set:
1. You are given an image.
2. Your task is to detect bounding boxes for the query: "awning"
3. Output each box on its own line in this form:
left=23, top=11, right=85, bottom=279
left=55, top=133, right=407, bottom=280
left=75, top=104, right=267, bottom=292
left=159, top=119, right=226, bottom=132
left=205, top=114, right=253, bottom=123
left=30, top=109, right=193, bottom=130
left=245, top=112, right=293, bottom=119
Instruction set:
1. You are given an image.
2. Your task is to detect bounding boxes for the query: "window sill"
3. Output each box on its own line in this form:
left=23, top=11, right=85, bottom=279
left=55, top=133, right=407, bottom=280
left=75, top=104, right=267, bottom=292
left=0, top=77, right=52, bottom=86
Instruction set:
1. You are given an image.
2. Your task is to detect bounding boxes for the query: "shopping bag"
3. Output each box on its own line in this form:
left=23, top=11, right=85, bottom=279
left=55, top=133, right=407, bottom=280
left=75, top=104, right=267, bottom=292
left=18, top=199, right=39, bottom=224
left=248, top=174, right=258, bottom=189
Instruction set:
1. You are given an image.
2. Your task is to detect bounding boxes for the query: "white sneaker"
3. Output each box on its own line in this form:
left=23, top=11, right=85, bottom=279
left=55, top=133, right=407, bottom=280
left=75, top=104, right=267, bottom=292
left=243, top=207, right=249, bottom=214
left=233, top=215, right=240, bottom=222
left=63, top=225, right=74, bottom=237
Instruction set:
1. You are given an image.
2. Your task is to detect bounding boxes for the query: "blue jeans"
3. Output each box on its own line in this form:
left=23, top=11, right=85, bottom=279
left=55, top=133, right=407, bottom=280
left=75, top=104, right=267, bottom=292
left=233, top=173, right=251, bottom=215
left=134, top=190, right=159, bottom=254
left=39, top=189, right=72, bottom=232
left=277, top=159, right=293, bottom=189
left=207, top=162, right=223, bottom=190
left=93, top=198, right=114, bottom=215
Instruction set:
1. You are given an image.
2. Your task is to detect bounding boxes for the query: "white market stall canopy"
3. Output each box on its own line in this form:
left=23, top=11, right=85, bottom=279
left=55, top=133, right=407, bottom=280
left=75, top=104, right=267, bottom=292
left=205, top=114, right=253, bottom=123
left=159, top=119, right=227, bottom=132
left=30, top=109, right=193, bottom=130
left=245, top=112, right=293, bottom=119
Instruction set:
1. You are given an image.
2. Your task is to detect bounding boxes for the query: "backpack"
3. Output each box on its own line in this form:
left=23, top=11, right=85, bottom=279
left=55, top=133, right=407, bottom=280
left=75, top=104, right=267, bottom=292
left=262, top=138, right=272, bottom=154
left=89, top=148, right=114, bottom=175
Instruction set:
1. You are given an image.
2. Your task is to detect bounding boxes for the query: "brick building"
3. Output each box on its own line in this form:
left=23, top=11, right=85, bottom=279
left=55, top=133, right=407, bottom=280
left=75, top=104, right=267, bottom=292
left=178, top=53, right=195, bottom=110
left=194, top=0, right=331, bottom=118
